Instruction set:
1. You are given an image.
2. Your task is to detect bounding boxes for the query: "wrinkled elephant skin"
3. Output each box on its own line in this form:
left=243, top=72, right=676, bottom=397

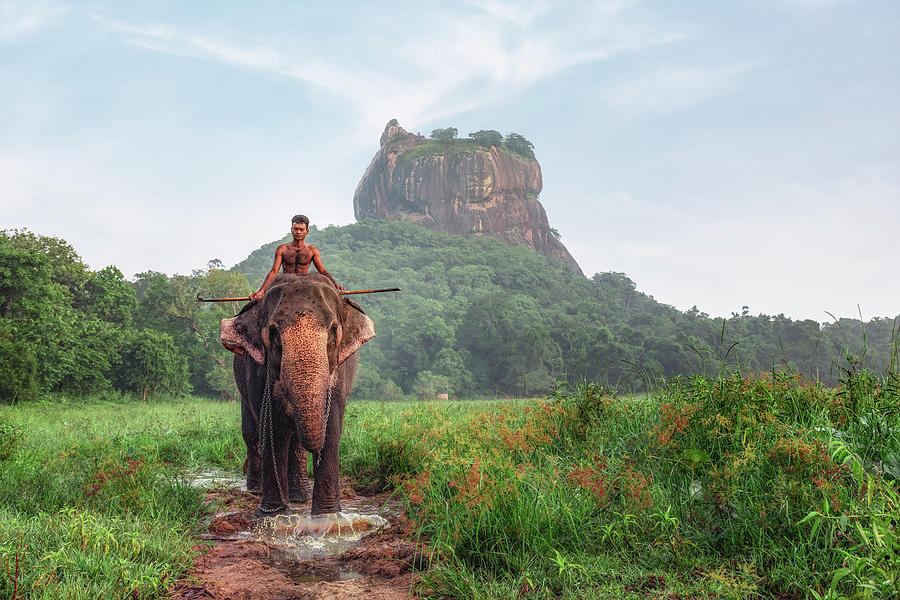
left=221, top=274, right=375, bottom=515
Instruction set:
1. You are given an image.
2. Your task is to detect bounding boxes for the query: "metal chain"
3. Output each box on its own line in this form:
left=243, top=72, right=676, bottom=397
left=257, top=364, right=288, bottom=512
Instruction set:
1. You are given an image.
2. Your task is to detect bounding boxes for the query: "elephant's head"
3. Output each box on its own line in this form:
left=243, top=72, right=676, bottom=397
left=220, top=274, right=374, bottom=451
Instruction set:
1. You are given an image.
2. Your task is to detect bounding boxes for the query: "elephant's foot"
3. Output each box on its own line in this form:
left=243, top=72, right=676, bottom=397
left=255, top=502, right=290, bottom=518
left=310, top=500, right=341, bottom=516
left=246, top=476, right=262, bottom=494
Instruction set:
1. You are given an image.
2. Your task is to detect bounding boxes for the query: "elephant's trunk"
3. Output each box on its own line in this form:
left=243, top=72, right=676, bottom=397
left=275, top=315, right=331, bottom=452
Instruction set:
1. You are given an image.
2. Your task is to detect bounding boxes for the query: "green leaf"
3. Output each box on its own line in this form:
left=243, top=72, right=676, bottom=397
left=829, top=567, right=852, bottom=590
left=679, top=448, right=711, bottom=469
left=881, top=454, right=900, bottom=480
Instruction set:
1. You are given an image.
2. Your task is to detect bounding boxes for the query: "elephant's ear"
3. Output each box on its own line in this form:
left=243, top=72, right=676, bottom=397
left=339, top=298, right=375, bottom=364
left=220, top=301, right=266, bottom=364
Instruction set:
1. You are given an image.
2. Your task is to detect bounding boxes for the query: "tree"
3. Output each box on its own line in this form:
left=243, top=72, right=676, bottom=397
left=81, top=266, right=137, bottom=326
left=0, top=318, right=37, bottom=402
left=468, top=129, right=503, bottom=147
left=115, top=329, right=189, bottom=401
left=503, top=132, right=535, bottom=159
left=411, top=370, right=451, bottom=400
left=430, top=127, right=458, bottom=143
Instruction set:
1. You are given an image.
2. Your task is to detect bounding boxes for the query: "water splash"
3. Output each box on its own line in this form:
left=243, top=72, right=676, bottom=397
left=256, top=511, right=389, bottom=561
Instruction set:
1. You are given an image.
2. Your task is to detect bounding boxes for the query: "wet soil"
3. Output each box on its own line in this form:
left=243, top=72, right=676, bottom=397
left=169, top=478, right=423, bottom=600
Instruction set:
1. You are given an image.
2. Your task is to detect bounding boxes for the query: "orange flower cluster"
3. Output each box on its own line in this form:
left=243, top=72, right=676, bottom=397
left=619, top=467, right=653, bottom=513
left=567, top=455, right=611, bottom=505
left=567, top=457, right=655, bottom=514
left=766, top=438, right=830, bottom=473
left=650, top=402, right=700, bottom=449
left=84, top=458, right=145, bottom=498
left=394, top=468, right=432, bottom=506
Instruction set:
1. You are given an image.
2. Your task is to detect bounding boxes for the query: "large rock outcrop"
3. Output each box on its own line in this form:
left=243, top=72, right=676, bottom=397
left=353, top=122, right=583, bottom=276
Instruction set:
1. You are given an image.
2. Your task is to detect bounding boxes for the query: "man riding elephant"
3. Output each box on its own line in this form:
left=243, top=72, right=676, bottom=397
left=221, top=215, right=374, bottom=515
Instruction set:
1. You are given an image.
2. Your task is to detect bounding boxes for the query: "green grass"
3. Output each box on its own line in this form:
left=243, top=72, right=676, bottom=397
left=343, top=370, right=899, bottom=599
left=0, top=396, right=242, bottom=599
left=2, top=364, right=897, bottom=599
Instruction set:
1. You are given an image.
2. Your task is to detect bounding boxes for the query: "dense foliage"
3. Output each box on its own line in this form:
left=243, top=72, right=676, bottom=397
left=2, top=221, right=896, bottom=402
left=0, top=230, right=249, bottom=402
left=233, top=219, right=899, bottom=399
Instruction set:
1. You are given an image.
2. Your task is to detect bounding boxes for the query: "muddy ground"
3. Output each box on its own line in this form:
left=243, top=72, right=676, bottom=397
left=169, top=479, right=424, bottom=600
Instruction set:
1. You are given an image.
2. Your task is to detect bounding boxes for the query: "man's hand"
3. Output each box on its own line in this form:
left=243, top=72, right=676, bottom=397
left=336, top=283, right=346, bottom=293
left=249, top=290, right=264, bottom=302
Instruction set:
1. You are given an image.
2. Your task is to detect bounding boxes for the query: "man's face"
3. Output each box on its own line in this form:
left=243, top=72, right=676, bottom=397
left=291, top=222, right=308, bottom=241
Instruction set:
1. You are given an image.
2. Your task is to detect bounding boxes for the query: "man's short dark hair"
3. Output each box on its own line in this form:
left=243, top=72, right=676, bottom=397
left=291, top=214, right=309, bottom=226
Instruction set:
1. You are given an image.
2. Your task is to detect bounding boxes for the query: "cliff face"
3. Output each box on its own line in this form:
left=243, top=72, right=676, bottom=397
left=353, top=122, right=583, bottom=276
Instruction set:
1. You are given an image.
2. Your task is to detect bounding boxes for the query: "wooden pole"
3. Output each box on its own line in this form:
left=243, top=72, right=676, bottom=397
left=196, top=288, right=401, bottom=302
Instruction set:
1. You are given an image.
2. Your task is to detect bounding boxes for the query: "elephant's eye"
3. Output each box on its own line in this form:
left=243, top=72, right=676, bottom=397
left=268, top=325, right=281, bottom=347
left=329, top=323, right=339, bottom=340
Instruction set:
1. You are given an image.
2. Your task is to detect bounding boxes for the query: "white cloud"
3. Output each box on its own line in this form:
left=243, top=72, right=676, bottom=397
left=0, top=145, right=354, bottom=277
left=90, top=3, right=682, bottom=140
left=464, top=0, right=552, bottom=26
left=0, top=0, right=67, bottom=41
left=599, top=64, right=753, bottom=115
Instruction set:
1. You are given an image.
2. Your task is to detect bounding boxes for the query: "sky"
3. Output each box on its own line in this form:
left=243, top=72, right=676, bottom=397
left=1, top=0, right=898, bottom=322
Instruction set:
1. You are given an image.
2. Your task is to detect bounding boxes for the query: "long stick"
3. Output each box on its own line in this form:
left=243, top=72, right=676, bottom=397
left=196, top=287, right=401, bottom=302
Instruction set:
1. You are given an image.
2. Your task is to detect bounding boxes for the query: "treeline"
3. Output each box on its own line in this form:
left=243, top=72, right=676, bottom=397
left=2, top=222, right=896, bottom=403
left=0, top=230, right=249, bottom=402
left=234, top=220, right=899, bottom=398
left=397, top=124, right=537, bottom=161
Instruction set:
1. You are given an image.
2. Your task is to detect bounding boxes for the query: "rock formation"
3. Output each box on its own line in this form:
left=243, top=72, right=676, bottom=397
left=353, top=121, right=584, bottom=276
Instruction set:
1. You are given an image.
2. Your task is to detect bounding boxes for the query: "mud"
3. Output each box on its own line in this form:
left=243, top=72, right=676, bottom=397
left=169, top=478, right=422, bottom=600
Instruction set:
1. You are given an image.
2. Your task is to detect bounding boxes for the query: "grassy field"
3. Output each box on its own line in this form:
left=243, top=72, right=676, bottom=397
left=1, top=363, right=898, bottom=599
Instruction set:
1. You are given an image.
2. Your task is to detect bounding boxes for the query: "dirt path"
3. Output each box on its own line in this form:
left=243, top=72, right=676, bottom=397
left=169, top=480, right=423, bottom=600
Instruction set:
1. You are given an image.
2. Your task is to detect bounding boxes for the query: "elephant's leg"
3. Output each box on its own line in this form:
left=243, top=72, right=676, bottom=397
left=236, top=356, right=264, bottom=493
left=242, top=395, right=262, bottom=493
left=288, top=437, right=311, bottom=503
left=310, top=397, right=346, bottom=515
left=258, top=412, right=292, bottom=515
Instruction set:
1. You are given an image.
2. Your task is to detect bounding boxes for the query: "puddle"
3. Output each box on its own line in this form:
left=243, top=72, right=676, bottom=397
left=189, top=470, right=245, bottom=489
left=257, top=511, right=389, bottom=561
left=271, top=561, right=366, bottom=583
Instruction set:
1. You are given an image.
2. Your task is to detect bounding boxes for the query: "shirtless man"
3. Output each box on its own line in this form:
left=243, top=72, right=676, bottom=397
left=249, top=214, right=344, bottom=301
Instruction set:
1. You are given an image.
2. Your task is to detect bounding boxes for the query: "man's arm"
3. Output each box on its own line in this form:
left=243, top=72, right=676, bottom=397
left=311, top=247, right=345, bottom=292
left=249, top=245, right=284, bottom=301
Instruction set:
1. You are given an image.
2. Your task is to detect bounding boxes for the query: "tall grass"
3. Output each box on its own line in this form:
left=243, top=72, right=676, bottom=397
left=0, top=396, right=241, bottom=599
left=2, top=360, right=896, bottom=599
left=344, top=367, right=899, bottom=599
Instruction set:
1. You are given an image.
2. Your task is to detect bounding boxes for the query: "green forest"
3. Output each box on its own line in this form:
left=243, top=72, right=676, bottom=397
left=1, top=221, right=897, bottom=403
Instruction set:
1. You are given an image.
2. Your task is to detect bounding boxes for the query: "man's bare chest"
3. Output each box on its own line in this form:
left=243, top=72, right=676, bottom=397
left=281, top=246, right=313, bottom=272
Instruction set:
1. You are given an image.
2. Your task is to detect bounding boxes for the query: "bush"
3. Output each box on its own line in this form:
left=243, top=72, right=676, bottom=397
left=114, top=328, right=190, bottom=400
left=0, top=320, right=37, bottom=402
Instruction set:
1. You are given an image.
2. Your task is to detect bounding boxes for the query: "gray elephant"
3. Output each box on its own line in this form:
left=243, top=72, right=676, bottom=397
left=220, top=273, right=375, bottom=515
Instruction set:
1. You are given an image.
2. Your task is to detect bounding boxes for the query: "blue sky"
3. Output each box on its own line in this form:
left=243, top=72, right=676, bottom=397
left=1, top=0, right=897, bottom=321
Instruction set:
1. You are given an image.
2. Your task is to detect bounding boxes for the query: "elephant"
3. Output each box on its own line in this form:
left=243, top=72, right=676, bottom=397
left=220, top=273, right=375, bottom=515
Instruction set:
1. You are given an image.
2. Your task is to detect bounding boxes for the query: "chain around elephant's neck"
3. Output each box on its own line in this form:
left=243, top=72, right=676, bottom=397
left=258, top=363, right=288, bottom=512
